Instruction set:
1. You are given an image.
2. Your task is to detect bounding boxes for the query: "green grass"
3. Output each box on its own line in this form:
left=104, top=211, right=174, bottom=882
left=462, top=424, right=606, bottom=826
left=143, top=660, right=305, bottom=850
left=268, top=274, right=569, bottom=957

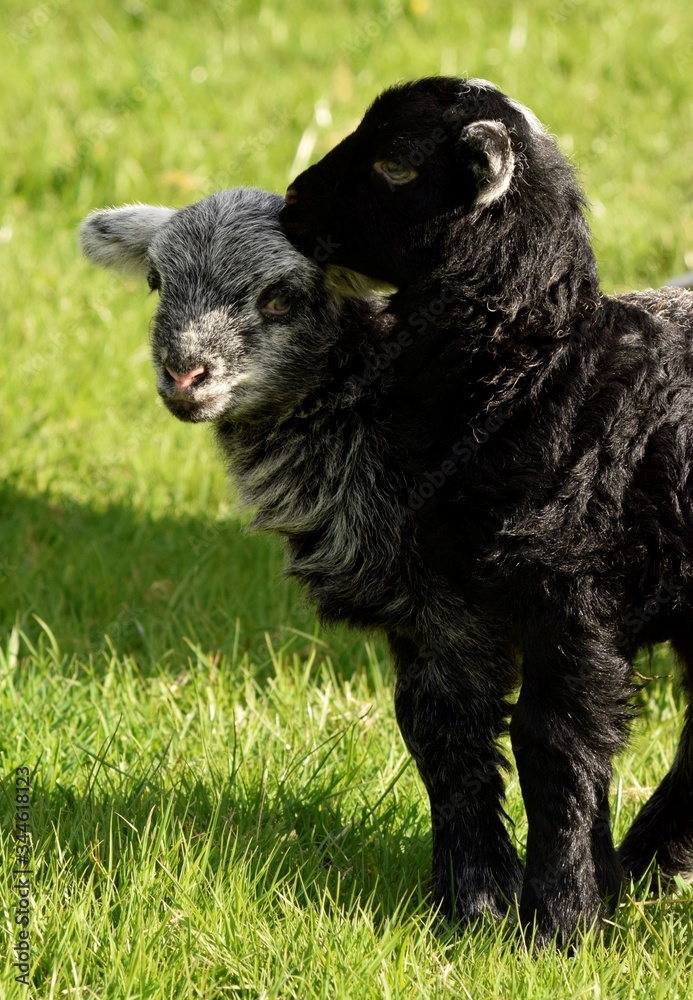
left=1, top=0, right=693, bottom=995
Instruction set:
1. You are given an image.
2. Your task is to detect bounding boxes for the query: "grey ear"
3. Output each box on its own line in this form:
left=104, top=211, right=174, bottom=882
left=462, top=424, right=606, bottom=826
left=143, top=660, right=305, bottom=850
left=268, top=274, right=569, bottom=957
left=79, top=204, right=177, bottom=277
left=457, top=120, right=515, bottom=209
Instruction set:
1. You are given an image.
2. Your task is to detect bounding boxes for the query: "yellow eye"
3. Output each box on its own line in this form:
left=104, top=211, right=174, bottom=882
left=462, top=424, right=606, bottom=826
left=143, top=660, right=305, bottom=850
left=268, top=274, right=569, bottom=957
left=374, top=160, right=418, bottom=185
left=260, top=292, right=292, bottom=317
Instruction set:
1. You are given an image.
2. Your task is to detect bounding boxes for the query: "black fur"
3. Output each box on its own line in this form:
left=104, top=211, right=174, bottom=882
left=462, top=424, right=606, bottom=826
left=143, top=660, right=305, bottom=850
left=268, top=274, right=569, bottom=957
left=281, top=76, right=693, bottom=945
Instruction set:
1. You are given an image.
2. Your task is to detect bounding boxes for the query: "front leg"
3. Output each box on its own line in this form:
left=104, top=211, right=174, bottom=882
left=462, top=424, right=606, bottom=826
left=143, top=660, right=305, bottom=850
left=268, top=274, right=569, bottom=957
left=510, top=639, right=630, bottom=947
left=390, top=632, right=522, bottom=923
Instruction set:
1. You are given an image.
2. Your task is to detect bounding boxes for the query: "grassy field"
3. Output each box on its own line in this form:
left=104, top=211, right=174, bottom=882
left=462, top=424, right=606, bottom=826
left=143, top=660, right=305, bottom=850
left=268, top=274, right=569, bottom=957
left=1, top=0, right=693, bottom=996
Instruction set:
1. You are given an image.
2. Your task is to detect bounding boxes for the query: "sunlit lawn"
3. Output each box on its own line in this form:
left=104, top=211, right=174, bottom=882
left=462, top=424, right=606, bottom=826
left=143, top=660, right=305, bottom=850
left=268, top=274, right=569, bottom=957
left=1, top=0, right=693, bottom=995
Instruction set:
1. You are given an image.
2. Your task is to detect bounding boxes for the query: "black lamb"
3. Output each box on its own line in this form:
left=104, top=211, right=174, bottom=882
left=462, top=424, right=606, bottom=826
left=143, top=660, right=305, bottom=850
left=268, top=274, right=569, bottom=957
left=280, top=76, right=693, bottom=946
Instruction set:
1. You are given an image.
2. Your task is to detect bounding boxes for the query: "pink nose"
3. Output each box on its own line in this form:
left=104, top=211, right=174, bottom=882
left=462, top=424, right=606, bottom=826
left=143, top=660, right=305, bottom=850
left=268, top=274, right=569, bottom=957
left=284, top=186, right=299, bottom=205
left=166, top=365, right=206, bottom=391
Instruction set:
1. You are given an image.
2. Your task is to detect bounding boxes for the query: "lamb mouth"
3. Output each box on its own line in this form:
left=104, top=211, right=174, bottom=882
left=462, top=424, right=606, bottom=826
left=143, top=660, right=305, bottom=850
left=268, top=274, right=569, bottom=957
left=162, top=394, right=225, bottom=423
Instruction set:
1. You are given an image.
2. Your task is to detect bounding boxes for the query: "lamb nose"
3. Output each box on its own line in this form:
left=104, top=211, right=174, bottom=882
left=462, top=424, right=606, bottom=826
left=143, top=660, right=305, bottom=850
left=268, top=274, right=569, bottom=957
left=166, top=365, right=206, bottom=391
left=284, top=186, right=299, bottom=205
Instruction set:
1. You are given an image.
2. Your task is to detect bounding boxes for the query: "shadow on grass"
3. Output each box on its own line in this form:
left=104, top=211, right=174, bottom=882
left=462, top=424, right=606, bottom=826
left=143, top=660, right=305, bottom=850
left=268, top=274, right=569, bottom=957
left=7, top=484, right=688, bottom=949
left=3, top=757, right=433, bottom=931
left=0, top=484, right=416, bottom=933
left=14, top=765, right=691, bottom=953
left=4, top=745, right=690, bottom=961
left=0, top=480, right=371, bottom=676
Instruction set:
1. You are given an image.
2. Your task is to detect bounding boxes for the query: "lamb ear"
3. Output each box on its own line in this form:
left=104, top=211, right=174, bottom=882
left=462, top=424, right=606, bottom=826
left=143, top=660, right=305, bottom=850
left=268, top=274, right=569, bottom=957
left=457, top=120, right=515, bottom=209
left=79, top=204, right=177, bottom=277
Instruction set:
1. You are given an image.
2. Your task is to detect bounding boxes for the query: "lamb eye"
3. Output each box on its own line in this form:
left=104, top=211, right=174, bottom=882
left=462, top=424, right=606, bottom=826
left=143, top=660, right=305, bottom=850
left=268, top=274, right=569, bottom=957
left=147, top=266, right=161, bottom=292
left=259, top=291, right=293, bottom=317
left=373, top=160, right=418, bottom=185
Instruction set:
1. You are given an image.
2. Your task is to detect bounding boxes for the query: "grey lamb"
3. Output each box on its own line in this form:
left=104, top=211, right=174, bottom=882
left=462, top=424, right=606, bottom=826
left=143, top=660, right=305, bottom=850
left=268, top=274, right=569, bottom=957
left=79, top=187, right=411, bottom=623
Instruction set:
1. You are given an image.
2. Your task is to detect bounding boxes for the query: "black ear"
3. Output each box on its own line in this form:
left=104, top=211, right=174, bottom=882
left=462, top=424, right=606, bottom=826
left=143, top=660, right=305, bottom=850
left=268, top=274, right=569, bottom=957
left=456, top=120, right=515, bottom=209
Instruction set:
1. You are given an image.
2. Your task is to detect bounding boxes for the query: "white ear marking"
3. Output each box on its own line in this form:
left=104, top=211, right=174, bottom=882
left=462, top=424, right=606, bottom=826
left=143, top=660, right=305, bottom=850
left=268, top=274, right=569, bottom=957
left=504, top=96, right=546, bottom=136
left=460, top=120, right=516, bottom=209
left=465, top=78, right=546, bottom=136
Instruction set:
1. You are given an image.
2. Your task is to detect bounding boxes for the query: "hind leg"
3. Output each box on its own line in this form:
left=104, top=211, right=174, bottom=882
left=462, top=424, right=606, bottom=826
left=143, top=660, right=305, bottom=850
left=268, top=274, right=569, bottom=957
left=510, top=638, right=629, bottom=948
left=619, top=635, right=693, bottom=881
